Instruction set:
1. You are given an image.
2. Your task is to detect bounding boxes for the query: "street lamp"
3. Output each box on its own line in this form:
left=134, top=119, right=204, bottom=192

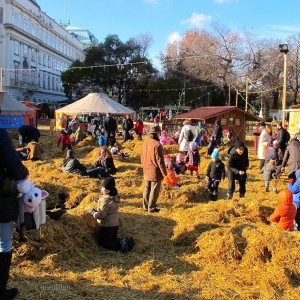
left=279, top=43, right=289, bottom=126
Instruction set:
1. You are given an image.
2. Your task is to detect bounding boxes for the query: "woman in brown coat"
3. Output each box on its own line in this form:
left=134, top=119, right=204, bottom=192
left=140, top=125, right=167, bottom=213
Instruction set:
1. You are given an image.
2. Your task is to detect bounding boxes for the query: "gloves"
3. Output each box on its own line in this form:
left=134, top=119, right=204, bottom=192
left=289, top=178, right=295, bottom=185
left=87, top=208, right=97, bottom=217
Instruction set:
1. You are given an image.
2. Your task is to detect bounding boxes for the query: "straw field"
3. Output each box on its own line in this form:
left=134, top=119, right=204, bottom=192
left=9, top=126, right=300, bottom=300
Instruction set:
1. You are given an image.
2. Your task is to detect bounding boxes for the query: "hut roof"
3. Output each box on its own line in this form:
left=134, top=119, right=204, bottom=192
left=174, top=106, right=260, bottom=121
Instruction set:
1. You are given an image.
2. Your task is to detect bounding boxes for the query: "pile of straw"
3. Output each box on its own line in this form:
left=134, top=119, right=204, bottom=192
left=9, top=129, right=300, bottom=299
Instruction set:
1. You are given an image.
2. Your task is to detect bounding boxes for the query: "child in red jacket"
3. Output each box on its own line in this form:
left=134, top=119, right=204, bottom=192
left=134, top=118, right=144, bottom=141
left=270, top=188, right=297, bottom=231
left=57, top=130, right=72, bottom=151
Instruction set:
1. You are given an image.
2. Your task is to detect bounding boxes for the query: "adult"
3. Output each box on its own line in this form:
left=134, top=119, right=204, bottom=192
left=141, top=125, right=167, bottom=213
left=18, top=125, right=40, bottom=146
left=0, top=129, right=29, bottom=299
left=257, top=121, right=271, bottom=173
left=122, top=115, right=134, bottom=142
left=212, top=120, right=223, bottom=146
left=227, top=140, right=249, bottom=199
left=178, top=119, right=195, bottom=155
left=61, top=150, right=108, bottom=178
left=281, top=138, right=300, bottom=179
left=21, top=139, right=44, bottom=161
left=92, top=147, right=117, bottom=176
left=276, top=121, right=290, bottom=155
left=104, top=113, right=117, bottom=147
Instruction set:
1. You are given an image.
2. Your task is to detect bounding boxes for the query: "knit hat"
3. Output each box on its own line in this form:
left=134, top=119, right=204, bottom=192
left=101, top=177, right=116, bottom=191
left=234, top=140, right=245, bottom=149
left=165, top=154, right=172, bottom=162
left=189, top=142, right=197, bottom=150
left=211, top=149, right=220, bottom=159
left=176, top=153, right=184, bottom=163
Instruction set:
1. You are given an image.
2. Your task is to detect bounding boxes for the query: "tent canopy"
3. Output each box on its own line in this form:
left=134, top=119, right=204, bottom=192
left=0, top=92, right=35, bottom=115
left=55, top=92, right=135, bottom=115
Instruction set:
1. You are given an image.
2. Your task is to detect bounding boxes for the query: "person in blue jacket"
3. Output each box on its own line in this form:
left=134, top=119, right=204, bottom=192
left=288, top=169, right=300, bottom=230
left=0, top=129, right=29, bottom=299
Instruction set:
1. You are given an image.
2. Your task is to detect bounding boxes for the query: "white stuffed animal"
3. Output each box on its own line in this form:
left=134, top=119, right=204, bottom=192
left=23, top=187, right=49, bottom=213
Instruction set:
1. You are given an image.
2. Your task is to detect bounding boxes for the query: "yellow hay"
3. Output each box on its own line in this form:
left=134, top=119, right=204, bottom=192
left=7, top=126, right=300, bottom=299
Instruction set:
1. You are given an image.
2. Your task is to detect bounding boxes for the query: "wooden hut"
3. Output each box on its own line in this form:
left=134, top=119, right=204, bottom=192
left=173, top=106, right=260, bottom=142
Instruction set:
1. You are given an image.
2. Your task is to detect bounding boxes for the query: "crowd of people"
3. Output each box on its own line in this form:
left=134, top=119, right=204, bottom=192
left=1, top=115, right=300, bottom=299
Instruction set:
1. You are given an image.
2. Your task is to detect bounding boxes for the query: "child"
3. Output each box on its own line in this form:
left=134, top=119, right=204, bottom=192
left=186, top=142, right=200, bottom=179
left=134, top=118, right=144, bottom=141
left=263, top=140, right=281, bottom=192
left=207, top=136, right=217, bottom=155
left=163, top=155, right=181, bottom=188
left=57, top=129, right=72, bottom=151
left=98, top=131, right=105, bottom=147
left=87, top=177, right=134, bottom=253
left=206, top=149, right=225, bottom=200
left=111, top=146, right=129, bottom=158
left=288, top=169, right=300, bottom=230
left=270, top=188, right=296, bottom=231
left=174, top=153, right=187, bottom=175
left=170, top=132, right=179, bottom=144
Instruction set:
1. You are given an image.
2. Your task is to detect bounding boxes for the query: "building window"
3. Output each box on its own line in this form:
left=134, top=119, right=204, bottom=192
left=13, top=12, right=20, bottom=27
left=48, top=55, right=51, bottom=68
left=14, top=40, right=19, bottom=55
left=52, top=58, right=56, bottom=70
left=38, top=51, right=42, bottom=64
left=31, top=67, right=36, bottom=85
left=31, top=49, right=36, bottom=62
left=43, top=72, right=46, bottom=89
left=48, top=74, right=51, bottom=90
left=38, top=72, right=42, bottom=88
left=31, top=23, right=37, bottom=37
left=23, top=17, right=29, bottom=32
left=52, top=76, right=55, bottom=90
left=0, top=7, right=3, bottom=24
left=43, top=53, right=46, bottom=66
left=14, top=61, right=20, bottom=84
left=23, top=44, right=28, bottom=58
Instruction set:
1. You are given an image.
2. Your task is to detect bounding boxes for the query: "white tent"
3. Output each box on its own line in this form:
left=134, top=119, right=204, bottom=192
left=55, top=92, right=135, bottom=115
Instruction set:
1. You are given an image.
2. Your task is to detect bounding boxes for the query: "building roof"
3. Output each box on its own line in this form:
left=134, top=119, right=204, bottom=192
left=174, top=106, right=260, bottom=121
left=65, top=26, right=98, bottom=46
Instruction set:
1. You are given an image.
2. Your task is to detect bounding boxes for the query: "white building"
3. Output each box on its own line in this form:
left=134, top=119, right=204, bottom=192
left=0, top=0, right=85, bottom=103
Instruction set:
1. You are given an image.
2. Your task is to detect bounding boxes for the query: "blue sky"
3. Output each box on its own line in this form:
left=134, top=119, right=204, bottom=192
left=37, top=0, right=300, bottom=67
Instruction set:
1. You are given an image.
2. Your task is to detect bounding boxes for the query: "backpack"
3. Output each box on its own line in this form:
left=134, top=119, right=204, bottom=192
left=185, top=130, right=194, bottom=142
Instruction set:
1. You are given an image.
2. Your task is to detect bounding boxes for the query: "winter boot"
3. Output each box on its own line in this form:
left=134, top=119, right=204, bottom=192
left=0, top=252, right=18, bottom=300
left=120, top=237, right=129, bottom=253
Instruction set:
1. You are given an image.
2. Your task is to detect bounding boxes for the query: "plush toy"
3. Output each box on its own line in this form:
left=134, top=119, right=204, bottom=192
left=17, top=182, right=49, bottom=242
left=16, top=178, right=32, bottom=197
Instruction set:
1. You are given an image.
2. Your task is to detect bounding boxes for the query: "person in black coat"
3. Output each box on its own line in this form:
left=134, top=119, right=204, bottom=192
left=0, top=129, right=29, bottom=299
left=276, top=121, right=290, bottom=155
left=212, top=120, right=223, bottom=146
left=104, top=113, right=117, bottom=147
left=18, top=125, right=40, bottom=146
left=227, top=140, right=249, bottom=199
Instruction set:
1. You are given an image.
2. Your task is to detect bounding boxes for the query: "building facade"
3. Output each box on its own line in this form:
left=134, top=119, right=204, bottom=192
left=0, top=0, right=85, bottom=103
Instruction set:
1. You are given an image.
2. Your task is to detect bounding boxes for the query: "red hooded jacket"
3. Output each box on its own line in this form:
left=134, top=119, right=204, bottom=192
left=270, top=188, right=297, bottom=230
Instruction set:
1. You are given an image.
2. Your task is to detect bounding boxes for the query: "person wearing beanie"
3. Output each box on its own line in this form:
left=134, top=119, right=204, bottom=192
left=288, top=169, right=300, bottom=230
left=270, top=188, right=296, bottom=231
left=257, top=121, right=271, bottom=173
left=174, top=153, right=187, bottom=175
left=186, top=142, right=201, bottom=179
left=226, top=140, right=249, bottom=199
left=205, top=149, right=225, bottom=200
left=87, top=177, right=134, bottom=253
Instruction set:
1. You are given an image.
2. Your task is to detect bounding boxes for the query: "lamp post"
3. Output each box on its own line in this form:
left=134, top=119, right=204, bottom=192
left=279, top=43, right=289, bottom=126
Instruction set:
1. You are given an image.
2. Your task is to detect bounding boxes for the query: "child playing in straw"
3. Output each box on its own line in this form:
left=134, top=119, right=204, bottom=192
left=87, top=177, right=134, bottom=253
left=205, top=149, right=225, bottom=200
left=174, top=153, right=187, bottom=175
left=163, top=155, right=181, bottom=188
left=270, top=188, right=296, bottom=231
left=186, top=142, right=201, bottom=179
left=288, top=169, right=300, bottom=230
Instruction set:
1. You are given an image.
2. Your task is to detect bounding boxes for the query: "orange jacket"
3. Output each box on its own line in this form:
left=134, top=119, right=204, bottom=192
left=270, top=188, right=297, bottom=231
left=163, top=169, right=181, bottom=187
